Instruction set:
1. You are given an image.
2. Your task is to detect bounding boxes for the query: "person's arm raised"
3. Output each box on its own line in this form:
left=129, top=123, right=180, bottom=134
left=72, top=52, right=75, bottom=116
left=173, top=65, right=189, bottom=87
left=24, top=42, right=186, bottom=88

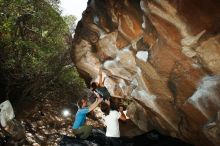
left=88, top=94, right=103, bottom=112
left=98, top=68, right=105, bottom=87
left=118, top=106, right=126, bottom=121
left=119, top=111, right=127, bottom=121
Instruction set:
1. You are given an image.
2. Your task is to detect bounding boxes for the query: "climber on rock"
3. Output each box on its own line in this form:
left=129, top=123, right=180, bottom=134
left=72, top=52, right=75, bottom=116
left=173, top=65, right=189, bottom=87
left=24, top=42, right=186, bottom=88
left=72, top=95, right=103, bottom=139
left=90, top=67, right=111, bottom=101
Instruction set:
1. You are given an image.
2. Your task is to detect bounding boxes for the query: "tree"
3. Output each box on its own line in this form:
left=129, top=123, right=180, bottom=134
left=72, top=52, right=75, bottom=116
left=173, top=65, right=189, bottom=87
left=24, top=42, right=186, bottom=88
left=63, top=15, right=77, bottom=34
left=0, top=0, right=85, bottom=101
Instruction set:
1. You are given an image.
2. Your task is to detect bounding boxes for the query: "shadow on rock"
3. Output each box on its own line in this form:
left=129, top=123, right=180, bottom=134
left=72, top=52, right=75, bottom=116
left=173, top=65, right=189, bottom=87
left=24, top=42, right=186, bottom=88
left=131, top=130, right=194, bottom=146
left=59, top=129, right=194, bottom=146
left=59, top=128, right=106, bottom=146
left=59, top=135, right=99, bottom=146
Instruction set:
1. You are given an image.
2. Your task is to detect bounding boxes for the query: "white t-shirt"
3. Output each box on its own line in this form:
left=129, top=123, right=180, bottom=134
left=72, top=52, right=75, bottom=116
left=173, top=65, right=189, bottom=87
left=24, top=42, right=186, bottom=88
left=104, top=110, right=121, bottom=137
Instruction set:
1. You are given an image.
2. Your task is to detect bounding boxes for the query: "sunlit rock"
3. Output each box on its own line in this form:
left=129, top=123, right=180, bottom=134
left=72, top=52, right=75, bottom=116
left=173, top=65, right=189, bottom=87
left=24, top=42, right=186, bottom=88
left=72, top=0, right=220, bottom=145
left=32, top=143, right=40, bottom=146
left=188, top=76, right=220, bottom=118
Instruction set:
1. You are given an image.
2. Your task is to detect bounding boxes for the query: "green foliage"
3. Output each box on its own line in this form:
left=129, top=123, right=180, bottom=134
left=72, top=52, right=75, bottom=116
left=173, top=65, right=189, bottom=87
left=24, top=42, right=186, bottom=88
left=0, top=0, right=85, bottom=100
left=63, top=15, right=77, bottom=34
left=57, top=66, right=86, bottom=97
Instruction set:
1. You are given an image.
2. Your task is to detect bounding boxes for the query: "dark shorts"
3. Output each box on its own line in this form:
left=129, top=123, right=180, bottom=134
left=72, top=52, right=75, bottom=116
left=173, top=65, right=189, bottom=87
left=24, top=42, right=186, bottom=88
left=106, top=137, right=122, bottom=146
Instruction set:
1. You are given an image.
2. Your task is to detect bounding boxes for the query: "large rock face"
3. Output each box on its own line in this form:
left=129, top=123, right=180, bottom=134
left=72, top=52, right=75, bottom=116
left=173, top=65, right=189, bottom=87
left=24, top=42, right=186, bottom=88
left=71, top=0, right=220, bottom=145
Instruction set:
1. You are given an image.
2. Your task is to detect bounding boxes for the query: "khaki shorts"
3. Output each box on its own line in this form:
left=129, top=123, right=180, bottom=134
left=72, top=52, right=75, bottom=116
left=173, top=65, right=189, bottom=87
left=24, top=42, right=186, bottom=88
left=72, top=125, right=92, bottom=139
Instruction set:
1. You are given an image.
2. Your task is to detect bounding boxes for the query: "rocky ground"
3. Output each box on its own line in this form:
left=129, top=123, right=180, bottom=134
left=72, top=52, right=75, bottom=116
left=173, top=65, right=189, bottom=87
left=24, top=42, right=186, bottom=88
left=0, top=94, right=103, bottom=146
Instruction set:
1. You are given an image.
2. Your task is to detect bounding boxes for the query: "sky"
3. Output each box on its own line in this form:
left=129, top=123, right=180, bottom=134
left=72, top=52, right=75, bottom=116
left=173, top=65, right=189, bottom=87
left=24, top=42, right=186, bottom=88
left=59, top=0, right=88, bottom=22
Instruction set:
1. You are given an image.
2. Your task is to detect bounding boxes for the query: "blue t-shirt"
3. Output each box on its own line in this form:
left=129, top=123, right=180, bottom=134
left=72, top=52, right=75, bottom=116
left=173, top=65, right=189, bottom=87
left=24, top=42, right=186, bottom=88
left=72, top=107, right=89, bottom=129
